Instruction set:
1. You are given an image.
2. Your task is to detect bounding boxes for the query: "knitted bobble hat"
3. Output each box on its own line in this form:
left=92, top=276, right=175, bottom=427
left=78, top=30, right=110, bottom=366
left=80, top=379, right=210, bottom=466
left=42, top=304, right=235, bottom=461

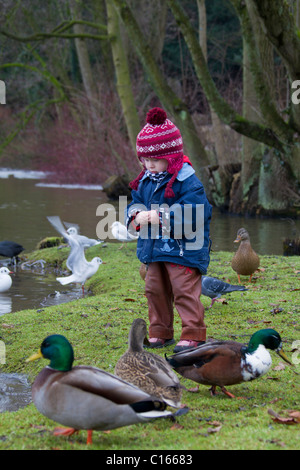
left=129, top=107, right=184, bottom=198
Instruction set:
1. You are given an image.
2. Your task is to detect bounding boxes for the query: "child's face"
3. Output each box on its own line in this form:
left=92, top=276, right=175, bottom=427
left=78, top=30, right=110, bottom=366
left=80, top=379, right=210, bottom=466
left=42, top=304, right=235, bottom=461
left=142, top=158, right=168, bottom=174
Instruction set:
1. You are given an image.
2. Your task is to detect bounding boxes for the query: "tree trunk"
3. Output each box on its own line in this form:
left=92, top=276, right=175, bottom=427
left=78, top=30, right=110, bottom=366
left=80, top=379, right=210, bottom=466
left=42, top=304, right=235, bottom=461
left=111, top=0, right=211, bottom=180
left=197, top=0, right=225, bottom=166
left=106, top=0, right=141, bottom=154
left=232, top=0, right=300, bottom=213
left=171, top=0, right=299, bottom=214
left=197, top=0, right=233, bottom=209
left=69, top=0, right=98, bottom=123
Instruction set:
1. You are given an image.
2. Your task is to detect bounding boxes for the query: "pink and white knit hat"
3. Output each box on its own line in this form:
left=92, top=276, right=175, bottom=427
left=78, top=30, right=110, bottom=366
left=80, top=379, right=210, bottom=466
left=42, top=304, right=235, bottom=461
left=129, top=107, right=184, bottom=198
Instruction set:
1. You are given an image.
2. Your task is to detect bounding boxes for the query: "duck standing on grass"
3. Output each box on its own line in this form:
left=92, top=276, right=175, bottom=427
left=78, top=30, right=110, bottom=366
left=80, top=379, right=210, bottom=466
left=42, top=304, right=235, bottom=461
left=26, top=334, right=176, bottom=445
left=165, top=329, right=292, bottom=398
left=115, top=318, right=183, bottom=408
left=231, top=228, right=260, bottom=283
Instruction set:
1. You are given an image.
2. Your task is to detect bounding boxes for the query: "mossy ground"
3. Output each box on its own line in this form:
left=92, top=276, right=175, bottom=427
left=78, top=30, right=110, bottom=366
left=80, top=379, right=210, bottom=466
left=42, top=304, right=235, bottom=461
left=0, top=243, right=299, bottom=450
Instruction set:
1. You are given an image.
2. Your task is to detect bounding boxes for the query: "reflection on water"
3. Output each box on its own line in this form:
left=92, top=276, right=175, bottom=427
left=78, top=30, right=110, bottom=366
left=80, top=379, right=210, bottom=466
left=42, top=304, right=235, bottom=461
left=0, top=294, right=12, bottom=315
left=209, top=211, right=300, bottom=256
left=0, top=372, right=32, bottom=412
left=0, top=264, right=89, bottom=316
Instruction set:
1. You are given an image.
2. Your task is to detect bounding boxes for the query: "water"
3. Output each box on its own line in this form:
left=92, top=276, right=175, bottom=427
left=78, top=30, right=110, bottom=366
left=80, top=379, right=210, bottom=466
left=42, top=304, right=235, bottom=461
left=0, top=373, right=32, bottom=412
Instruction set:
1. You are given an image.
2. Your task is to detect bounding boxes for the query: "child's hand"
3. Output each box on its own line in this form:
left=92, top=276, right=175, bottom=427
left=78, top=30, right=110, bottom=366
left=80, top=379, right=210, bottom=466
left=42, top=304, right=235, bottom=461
left=148, top=210, right=160, bottom=224
left=135, top=210, right=160, bottom=226
left=135, top=211, right=149, bottom=226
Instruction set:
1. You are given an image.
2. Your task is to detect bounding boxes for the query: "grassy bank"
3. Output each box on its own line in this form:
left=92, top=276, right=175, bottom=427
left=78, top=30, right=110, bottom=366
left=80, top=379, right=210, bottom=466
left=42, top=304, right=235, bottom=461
left=0, top=243, right=299, bottom=450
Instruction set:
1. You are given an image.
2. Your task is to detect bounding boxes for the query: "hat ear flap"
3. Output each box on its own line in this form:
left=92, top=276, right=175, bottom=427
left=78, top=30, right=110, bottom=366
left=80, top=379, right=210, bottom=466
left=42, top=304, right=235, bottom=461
left=129, top=169, right=146, bottom=190
left=164, top=172, right=177, bottom=198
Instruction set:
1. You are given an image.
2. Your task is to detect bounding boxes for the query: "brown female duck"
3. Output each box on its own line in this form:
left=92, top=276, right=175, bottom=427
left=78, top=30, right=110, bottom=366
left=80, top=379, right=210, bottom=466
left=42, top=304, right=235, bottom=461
left=115, top=318, right=182, bottom=408
left=231, top=228, right=260, bottom=283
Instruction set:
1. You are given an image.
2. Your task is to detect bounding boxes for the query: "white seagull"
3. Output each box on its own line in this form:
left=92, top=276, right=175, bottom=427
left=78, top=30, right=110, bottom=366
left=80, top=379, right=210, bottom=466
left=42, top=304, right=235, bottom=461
left=66, top=226, right=103, bottom=248
left=0, top=267, right=13, bottom=293
left=47, top=216, right=102, bottom=249
left=111, top=221, right=139, bottom=247
left=47, top=216, right=102, bottom=294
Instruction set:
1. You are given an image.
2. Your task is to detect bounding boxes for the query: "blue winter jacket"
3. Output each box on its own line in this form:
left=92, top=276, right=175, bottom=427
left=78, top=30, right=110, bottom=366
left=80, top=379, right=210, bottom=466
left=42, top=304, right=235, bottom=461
left=127, top=162, right=212, bottom=274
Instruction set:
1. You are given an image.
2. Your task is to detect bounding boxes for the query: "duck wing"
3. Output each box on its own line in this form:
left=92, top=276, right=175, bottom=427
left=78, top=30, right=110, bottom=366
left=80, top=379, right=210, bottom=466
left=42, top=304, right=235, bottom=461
left=166, top=341, right=243, bottom=368
left=59, top=366, right=158, bottom=403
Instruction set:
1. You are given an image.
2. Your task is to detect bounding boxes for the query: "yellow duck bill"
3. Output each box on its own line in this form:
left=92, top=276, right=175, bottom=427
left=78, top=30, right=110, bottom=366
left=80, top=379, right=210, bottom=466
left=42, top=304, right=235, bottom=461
left=26, top=349, right=43, bottom=362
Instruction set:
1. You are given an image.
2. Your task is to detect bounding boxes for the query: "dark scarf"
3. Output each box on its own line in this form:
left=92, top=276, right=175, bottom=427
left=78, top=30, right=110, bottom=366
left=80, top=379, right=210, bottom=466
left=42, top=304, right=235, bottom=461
left=145, top=170, right=168, bottom=184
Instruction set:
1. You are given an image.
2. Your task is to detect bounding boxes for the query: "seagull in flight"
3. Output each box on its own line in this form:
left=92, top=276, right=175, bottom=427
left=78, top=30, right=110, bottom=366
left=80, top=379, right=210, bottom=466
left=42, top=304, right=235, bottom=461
left=47, top=216, right=102, bottom=294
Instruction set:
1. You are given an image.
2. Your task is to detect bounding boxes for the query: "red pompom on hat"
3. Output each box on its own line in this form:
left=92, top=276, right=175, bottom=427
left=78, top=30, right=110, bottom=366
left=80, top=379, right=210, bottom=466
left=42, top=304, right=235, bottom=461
left=129, top=107, right=184, bottom=198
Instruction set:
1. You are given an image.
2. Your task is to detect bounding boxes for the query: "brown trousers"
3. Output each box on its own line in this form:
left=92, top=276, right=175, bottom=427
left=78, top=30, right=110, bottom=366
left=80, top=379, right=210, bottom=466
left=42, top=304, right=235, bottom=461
left=145, top=262, right=206, bottom=342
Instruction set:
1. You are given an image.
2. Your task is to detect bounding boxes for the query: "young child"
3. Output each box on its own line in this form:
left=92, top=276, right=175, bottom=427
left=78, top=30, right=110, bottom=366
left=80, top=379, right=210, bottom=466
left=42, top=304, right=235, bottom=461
left=127, top=107, right=212, bottom=353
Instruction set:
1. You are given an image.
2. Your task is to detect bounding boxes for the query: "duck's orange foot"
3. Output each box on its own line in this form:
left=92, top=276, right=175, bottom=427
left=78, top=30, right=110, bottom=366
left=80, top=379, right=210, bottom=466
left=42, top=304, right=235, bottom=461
left=53, top=427, right=78, bottom=437
left=220, top=387, right=247, bottom=399
left=53, top=427, right=93, bottom=445
left=220, top=387, right=236, bottom=398
left=86, top=430, right=93, bottom=445
left=187, top=386, right=199, bottom=393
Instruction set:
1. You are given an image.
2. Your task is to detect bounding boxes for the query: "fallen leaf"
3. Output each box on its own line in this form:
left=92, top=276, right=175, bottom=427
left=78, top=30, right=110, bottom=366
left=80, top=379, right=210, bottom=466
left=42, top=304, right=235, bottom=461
left=170, top=423, right=184, bottom=430
left=208, top=420, right=222, bottom=426
left=124, top=298, right=136, bottom=302
left=288, top=411, right=300, bottom=422
left=273, top=362, right=287, bottom=371
left=206, top=425, right=222, bottom=434
left=268, top=439, right=286, bottom=448
left=268, top=409, right=299, bottom=425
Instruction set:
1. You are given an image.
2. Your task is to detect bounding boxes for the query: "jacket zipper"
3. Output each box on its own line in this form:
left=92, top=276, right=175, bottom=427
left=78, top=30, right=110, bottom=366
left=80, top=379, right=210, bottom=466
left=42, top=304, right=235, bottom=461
left=176, top=240, right=184, bottom=256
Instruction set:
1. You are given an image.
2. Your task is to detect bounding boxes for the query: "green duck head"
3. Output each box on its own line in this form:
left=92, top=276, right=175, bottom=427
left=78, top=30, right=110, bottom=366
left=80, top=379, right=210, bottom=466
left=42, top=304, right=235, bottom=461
left=246, top=329, right=292, bottom=364
left=27, top=334, right=74, bottom=372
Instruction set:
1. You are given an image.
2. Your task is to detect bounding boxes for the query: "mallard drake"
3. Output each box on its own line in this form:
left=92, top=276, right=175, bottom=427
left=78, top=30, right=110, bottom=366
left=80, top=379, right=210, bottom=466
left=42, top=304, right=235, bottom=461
left=26, top=334, right=174, bottom=445
left=115, top=318, right=182, bottom=408
left=165, top=329, right=292, bottom=398
left=0, top=267, right=13, bottom=293
left=231, top=228, right=260, bottom=283
left=201, top=276, right=248, bottom=307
